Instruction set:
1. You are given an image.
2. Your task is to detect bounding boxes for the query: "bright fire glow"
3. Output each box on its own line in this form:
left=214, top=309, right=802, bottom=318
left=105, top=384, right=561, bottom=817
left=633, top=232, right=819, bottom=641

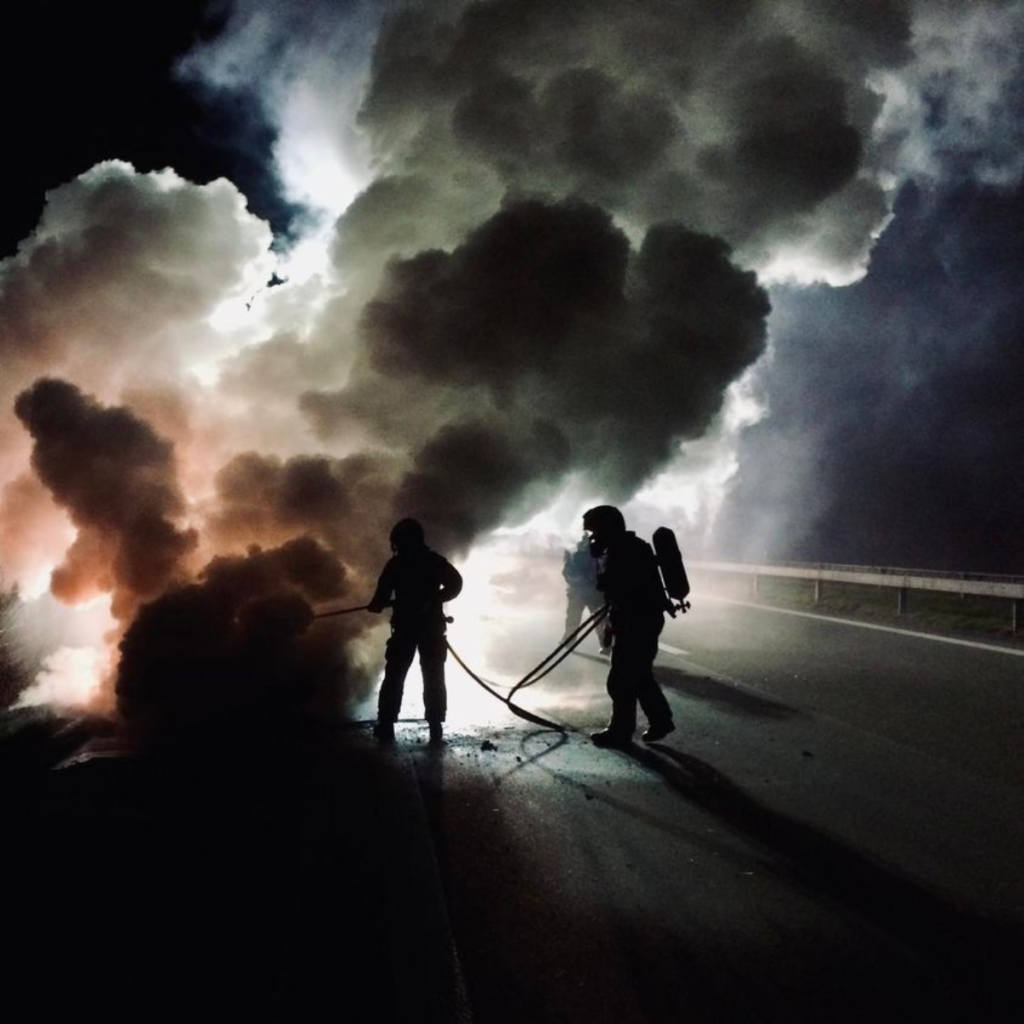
left=635, top=372, right=767, bottom=527
left=396, top=543, right=518, bottom=727
left=16, top=645, right=110, bottom=710
left=436, top=534, right=603, bottom=728
left=370, top=535, right=578, bottom=728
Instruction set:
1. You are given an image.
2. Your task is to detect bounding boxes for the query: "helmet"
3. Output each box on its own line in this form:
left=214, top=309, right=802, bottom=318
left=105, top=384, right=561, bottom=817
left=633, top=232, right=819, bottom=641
left=582, top=505, right=625, bottom=536
left=390, top=517, right=426, bottom=553
left=582, top=506, right=625, bottom=556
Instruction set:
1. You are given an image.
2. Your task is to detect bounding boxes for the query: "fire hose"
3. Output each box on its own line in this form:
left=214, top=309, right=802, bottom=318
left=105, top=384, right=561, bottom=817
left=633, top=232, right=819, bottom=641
left=314, top=599, right=608, bottom=732
left=446, top=606, right=607, bottom=731
left=315, top=603, right=371, bottom=618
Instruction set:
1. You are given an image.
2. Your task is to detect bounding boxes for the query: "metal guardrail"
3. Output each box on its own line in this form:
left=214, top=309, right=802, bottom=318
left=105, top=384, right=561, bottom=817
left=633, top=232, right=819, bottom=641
left=757, top=561, right=1024, bottom=586
left=691, top=560, right=1024, bottom=634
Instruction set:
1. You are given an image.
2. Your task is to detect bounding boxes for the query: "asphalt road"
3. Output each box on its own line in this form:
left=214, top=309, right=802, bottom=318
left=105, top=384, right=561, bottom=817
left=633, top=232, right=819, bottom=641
left=403, top=599, right=1024, bottom=1023
left=3, top=715, right=468, bottom=1022
left=4, top=600, right=1021, bottom=1022
left=673, top=596, right=1024, bottom=790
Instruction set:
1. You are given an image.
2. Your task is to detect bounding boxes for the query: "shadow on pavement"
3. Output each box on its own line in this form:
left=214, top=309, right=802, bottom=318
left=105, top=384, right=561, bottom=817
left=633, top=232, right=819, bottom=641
left=496, top=728, right=571, bottom=783
left=404, top=731, right=1007, bottom=1024
left=654, top=662, right=803, bottom=720
left=574, top=651, right=802, bottom=720
left=629, top=741, right=1024, bottom=1019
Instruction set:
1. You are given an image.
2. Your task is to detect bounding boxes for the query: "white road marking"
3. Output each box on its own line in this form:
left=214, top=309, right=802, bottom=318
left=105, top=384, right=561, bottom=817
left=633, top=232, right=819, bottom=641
left=708, top=596, right=1024, bottom=658
left=657, top=642, right=690, bottom=656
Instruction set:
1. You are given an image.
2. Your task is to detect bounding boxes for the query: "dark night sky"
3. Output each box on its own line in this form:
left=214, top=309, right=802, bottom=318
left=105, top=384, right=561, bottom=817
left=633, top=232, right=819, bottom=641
left=0, top=0, right=295, bottom=255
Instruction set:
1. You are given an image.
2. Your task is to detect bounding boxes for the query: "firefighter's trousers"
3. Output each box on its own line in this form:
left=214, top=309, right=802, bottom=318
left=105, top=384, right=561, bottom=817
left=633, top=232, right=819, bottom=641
left=605, top=622, right=672, bottom=736
left=377, top=626, right=448, bottom=725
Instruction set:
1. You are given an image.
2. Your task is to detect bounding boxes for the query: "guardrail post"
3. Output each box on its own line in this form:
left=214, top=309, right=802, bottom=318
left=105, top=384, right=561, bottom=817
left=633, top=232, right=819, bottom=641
left=897, top=587, right=908, bottom=616
left=813, top=578, right=822, bottom=605
left=752, top=574, right=759, bottom=596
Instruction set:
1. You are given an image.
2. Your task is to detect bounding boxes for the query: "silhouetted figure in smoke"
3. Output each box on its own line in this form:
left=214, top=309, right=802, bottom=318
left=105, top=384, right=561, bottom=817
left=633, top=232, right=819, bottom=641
left=562, top=535, right=610, bottom=653
left=583, top=505, right=674, bottom=748
left=368, top=518, right=463, bottom=744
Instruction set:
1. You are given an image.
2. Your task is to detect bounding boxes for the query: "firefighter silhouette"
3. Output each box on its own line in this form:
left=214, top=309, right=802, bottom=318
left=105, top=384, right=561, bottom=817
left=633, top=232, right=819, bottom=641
left=368, top=518, right=463, bottom=744
left=562, top=534, right=610, bottom=652
left=583, top=505, right=674, bottom=748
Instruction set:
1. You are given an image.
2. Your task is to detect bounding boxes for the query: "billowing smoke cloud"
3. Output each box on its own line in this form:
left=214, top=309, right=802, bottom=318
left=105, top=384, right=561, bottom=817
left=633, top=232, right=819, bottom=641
left=0, top=162, right=270, bottom=405
left=311, top=197, right=770, bottom=550
left=0, top=159, right=276, bottom=533
left=393, top=417, right=571, bottom=554
left=207, top=449, right=397, bottom=576
left=712, top=178, right=1024, bottom=573
left=2, top=1, right=1016, bottom=726
left=711, top=1, right=1024, bottom=573
left=116, top=536, right=354, bottom=732
left=873, top=2, right=1024, bottom=188
left=9, top=378, right=380, bottom=724
left=14, top=379, right=198, bottom=619
left=349, top=0, right=912, bottom=280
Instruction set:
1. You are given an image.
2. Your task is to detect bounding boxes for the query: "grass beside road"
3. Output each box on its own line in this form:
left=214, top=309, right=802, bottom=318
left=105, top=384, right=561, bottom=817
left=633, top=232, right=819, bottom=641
left=697, top=573, right=1022, bottom=642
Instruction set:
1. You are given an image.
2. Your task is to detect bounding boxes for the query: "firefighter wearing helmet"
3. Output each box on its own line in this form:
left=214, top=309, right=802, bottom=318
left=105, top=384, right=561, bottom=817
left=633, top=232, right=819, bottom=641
left=367, top=518, right=463, bottom=744
left=582, top=505, right=675, bottom=747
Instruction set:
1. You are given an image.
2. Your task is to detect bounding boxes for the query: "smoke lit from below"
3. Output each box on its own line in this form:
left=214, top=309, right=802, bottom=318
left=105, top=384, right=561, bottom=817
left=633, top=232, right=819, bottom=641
left=15, top=644, right=111, bottom=710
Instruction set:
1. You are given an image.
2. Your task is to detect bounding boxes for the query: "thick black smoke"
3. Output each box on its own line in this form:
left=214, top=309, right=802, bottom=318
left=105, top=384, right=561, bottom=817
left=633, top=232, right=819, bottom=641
left=12, top=382, right=372, bottom=724
left=208, top=450, right=396, bottom=569
left=393, top=418, right=572, bottom=554
left=713, top=180, right=1024, bottom=573
left=287, top=0, right=905, bottom=559
left=14, top=379, right=197, bottom=619
left=307, top=198, right=770, bottom=552
left=116, top=536, right=353, bottom=732
left=355, top=0, right=909, bottom=272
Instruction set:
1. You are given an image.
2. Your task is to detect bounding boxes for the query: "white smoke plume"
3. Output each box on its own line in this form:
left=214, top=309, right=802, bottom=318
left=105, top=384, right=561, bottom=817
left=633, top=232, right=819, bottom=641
left=3, top=0, right=1012, bottom=724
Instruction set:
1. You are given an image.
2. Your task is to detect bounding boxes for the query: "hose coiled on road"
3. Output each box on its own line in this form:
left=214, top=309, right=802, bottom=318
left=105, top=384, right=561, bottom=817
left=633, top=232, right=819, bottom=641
left=447, top=606, right=608, bottom=731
